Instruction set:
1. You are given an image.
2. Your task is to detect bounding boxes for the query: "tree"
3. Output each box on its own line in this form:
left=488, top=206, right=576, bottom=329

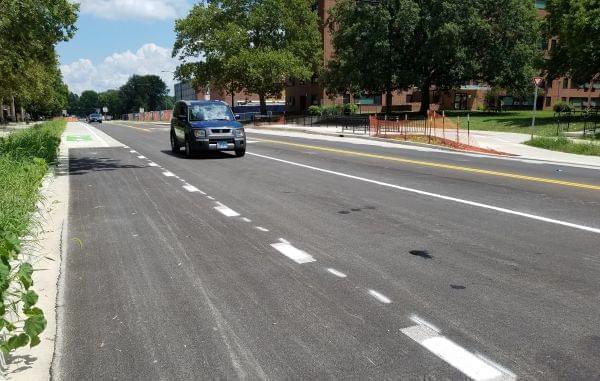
left=119, top=75, right=169, bottom=113
left=0, top=0, right=78, bottom=117
left=78, top=90, right=100, bottom=116
left=173, top=0, right=322, bottom=114
left=545, top=0, right=600, bottom=82
left=67, top=92, right=80, bottom=116
left=98, top=89, right=124, bottom=118
left=325, top=0, right=540, bottom=114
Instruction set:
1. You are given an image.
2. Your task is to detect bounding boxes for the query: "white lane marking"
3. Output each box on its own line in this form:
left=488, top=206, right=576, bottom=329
left=162, top=171, right=176, bottom=177
left=137, top=155, right=146, bottom=159
left=271, top=243, right=316, bottom=264
left=129, top=150, right=137, bottom=153
left=179, top=179, right=185, bottom=182
left=82, top=123, right=109, bottom=147
left=327, top=268, right=347, bottom=278
left=123, top=145, right=130, bottom=148
left=368, top=289, right=392, bottom=304
left=241, top=217, right=252, bottom=222
left=206, top=196, right=215, bottom=200
left=401, top=319, right=515, bottom=381
left=248, top=152, right=600, bottom=234
left=256, top=226, right=269, bottom=232
left=278, top=238, right=290, bottom=244
left=246, top=140, right=259, bottom=143
left=183, top=185, right=201, bottom=193
left=148, top=162, right=159, bottom=167
left=214, top=203, right=240, bottom=217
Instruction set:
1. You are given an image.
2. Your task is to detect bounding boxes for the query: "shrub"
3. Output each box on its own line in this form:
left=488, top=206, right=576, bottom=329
left=307, top=105, right=322, bottom=116
left=553, top=101, right=572, bottom=113
left=343, top=103, right=359, bottom=114
left=321, top=104, right=343, bottom=117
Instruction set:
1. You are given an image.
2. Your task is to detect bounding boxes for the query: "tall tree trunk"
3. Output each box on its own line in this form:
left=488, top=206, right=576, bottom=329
left=385, top=85, right=393, bottom=116
left=259, top=93, right=267, bottom=115
left=419, top=78, right=432, bottom=115
left=0, top=97, right=4, bottom=124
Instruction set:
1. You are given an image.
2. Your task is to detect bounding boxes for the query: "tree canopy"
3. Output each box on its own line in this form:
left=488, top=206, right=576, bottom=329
left=173, top=0, right=322, bottom=114
left=545, top=0, right=600, bottom=82
left=325, top=0, right=541, bottom=113
left=0, top=0, right=78, bottom=120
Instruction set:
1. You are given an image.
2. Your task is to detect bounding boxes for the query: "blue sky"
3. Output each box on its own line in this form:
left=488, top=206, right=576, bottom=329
left=59, top=0, right=195, bottom=95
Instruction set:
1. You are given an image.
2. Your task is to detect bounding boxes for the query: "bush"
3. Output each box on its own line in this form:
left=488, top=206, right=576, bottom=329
left=307, top=105, right=322, bottom=116
left=0, top=120, right=65, bottom=353
left=321, top=104, right=343, bottom=117
left=553, top=101, right=572, bottom=113
left=343, top=103, right=359, bottom=114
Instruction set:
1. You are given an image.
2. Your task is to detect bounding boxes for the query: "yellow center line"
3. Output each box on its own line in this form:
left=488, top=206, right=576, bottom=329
left=254, top=138, right=600, bottom=191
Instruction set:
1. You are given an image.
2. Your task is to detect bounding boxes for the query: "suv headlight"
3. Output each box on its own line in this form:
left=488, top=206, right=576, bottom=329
left=193, top=129, right=206, bottom=138
left=233, top=128, right=245, bottom=137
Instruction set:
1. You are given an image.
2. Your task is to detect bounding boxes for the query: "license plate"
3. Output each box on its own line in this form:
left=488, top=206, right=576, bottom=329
left=217, top=141, right=229, bottom=150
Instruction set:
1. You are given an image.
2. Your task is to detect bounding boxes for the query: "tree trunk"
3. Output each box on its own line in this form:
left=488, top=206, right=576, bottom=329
left=259, top=93, right=267, bottom=115
left=385, top=86, right=393, bottom=115
left=419, top=78, right=432, bottom=115
left=0, top=97, right=4, bottom=124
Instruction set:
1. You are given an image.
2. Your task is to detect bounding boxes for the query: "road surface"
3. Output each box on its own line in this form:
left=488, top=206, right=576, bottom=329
left=54, top=121, right=600, bottom=380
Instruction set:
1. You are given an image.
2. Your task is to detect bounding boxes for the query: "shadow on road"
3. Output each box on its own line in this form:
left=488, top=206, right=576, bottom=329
left=160, top=150, right=238, bottom=160
left=64, top=156, right=146, bottom=176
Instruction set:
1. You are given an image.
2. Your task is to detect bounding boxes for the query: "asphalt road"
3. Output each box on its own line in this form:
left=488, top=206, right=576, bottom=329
left=56, top=121, right=600, bottom=380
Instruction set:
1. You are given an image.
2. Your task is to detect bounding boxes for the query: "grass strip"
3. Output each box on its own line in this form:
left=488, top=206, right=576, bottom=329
left=525, top=136, right=600, bottom=156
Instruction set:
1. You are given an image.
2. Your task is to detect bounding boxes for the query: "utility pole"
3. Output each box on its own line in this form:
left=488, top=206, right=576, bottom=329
left=531, top=77, right=543, bottom=139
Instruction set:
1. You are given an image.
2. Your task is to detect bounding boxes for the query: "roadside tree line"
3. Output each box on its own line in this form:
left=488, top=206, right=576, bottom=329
left=172, top=0, right=599, bottom=115
left=0, top=0, right=78, bottom=122
left=68, top=75, right=174, bottom=118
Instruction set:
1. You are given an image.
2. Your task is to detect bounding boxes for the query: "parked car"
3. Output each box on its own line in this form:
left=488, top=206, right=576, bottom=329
left=88, top=113, right=103, bottom=123
left=170, top=100, right=246, bottom=157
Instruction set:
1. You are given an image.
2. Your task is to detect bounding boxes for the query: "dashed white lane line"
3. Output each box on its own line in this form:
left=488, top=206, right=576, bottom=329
left=137, top=155, right=146, bottom=159
left=278, top=238, right=290, bottom=244
left=162, top=171, right=176, bottom=177
left=129, top=150, right=137, bottom=153
left=183, top=184, right=201, bottom=193
left=206, top=196, right=215, bottom=200
left=148, top=162, right=159, bottom=167
left=214, top=203, right=240, bottom=217
left=241, top=217, right=252, bottom=222
left=368, top=289, right=392, bottom=304
left=256, top=226, right=269, bottom=232
left=327, top=268, right=347, bottom=278
left=401, top=317, right=515, bottom=381
left=248, top=152, right=600, bottom=235
left=270, top=242, right=316, bottom=264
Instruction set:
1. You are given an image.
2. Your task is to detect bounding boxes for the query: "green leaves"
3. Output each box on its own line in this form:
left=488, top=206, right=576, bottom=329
left=17, top=263, right=34, bottom=291
left=22, top=290, right=38, bottom=311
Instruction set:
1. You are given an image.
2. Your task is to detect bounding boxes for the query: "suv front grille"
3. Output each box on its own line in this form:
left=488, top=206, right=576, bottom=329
left=210, top=129, right=231, bottom=134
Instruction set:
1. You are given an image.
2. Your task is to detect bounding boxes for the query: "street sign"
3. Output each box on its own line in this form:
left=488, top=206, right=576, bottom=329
left=139, top=107, right=145, bottom=113
left=102, top=106, right=108, bottom=113
left=532, top=77, right=544, bottom=87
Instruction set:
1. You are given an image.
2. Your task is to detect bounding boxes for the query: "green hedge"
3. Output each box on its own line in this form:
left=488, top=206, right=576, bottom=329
left=0, top=120, right=65, bottom=352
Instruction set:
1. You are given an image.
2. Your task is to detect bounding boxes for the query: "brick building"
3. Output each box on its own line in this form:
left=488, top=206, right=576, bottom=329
left=286, top=0, right=598, bottom=113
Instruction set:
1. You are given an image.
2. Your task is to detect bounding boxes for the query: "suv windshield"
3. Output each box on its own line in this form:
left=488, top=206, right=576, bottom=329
left=189, top=103, right=233, bottom=122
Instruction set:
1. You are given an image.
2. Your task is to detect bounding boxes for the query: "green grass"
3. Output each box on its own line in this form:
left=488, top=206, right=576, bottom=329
left=443, top=110, right=585, bottom=136
left=0, top=120, right=65, bottom=253
left=525, top=136, right=600, bottom=156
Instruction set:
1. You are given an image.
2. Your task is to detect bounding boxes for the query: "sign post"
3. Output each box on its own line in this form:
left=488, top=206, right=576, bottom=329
left=531, top=77, right=544, bottom=139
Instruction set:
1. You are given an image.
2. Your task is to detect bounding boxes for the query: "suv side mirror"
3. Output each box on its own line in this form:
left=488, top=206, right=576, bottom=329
left=234, top=114, right=241, bottom=121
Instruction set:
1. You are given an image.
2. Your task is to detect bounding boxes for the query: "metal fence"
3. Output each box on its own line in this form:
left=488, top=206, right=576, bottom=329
left=554, top=109, right=600, bottom=137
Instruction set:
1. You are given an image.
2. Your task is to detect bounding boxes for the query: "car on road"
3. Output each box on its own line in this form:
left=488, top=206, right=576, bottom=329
left=87, top=113, right=103, bottom=123
left=170, top=100, right=246, bottom=157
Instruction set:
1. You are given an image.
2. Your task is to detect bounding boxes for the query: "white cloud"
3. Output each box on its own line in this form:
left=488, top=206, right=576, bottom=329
left=61, top=43, right=179, bottom=95
left=77, top=0, right=192, bottom=21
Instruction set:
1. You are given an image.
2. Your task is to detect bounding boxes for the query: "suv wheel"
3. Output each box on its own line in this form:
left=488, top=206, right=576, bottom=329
left=170, top=131, right=180, bottom=153
left=235, top=147, right=246, bottom=157
left=184, top=136, right=193, bottom=158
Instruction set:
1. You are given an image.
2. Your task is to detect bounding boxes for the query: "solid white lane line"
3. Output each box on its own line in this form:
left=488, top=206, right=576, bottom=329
left=401, top=321, right=515, bottom=381
left=368, top=289, right=392, bottom=304
left=327, top=268, right=347, bottom=278
left=148, top=162, right=159, bottom=167
left=271, top=243, right=316, bottom=264
left=183, top=185, right=201, bottom=193
left=241, top=217, right=252, bottom=222
left=137, top=155, right=146, bottom=159
left=162, top=171, right=176, bottom=177
left=248, top=152, right=600, bottom=234
left=82, top=123, right=109, bottom=147
left=256, top=226, right=269, bottom=232
left=214, top=203, right=240, bottom=217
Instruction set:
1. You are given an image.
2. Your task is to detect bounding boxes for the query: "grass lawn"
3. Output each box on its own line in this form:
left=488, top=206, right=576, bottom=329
left=525, top=136, right=600, bottom=156
left=443, top=110, right=585, bottom=136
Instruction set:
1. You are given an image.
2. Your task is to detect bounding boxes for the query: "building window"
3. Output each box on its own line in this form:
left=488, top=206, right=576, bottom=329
left=311, top=94, right=319, bottom=105
left=406, top=94, right=413, bottom=103
left=343, top=94, right=350, bottom=104
left=562, top=79, right=569, bottom=89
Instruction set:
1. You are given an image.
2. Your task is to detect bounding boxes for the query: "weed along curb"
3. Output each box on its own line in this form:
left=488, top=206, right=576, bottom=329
left=0, top=121, right=67, bottom=380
